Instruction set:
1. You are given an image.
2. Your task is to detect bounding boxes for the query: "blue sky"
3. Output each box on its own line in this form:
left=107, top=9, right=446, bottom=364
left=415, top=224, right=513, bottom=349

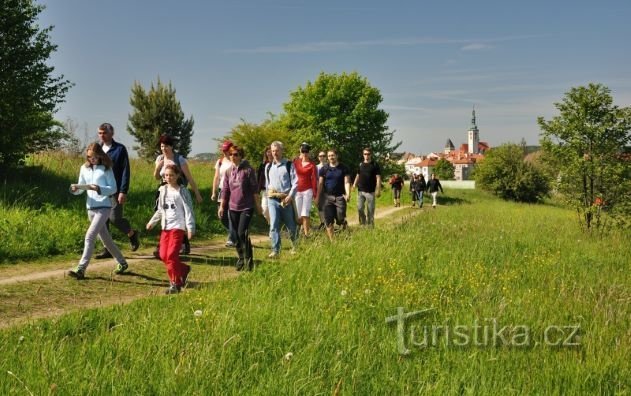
left=39, top=0, right=631, bottom=156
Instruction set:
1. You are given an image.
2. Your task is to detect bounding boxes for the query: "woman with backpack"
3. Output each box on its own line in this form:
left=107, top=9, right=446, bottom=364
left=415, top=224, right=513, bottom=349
left=153, top=135, right=202, bottom=255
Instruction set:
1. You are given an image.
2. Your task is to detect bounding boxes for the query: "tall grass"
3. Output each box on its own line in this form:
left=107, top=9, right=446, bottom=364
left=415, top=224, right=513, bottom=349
left=1, top=189, right=629, bottom=393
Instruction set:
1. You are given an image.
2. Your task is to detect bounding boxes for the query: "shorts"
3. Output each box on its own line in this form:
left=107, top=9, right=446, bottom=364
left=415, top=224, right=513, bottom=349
left=324, top=194, right=347, bottom=226
left=295, top=189, right=313, bottom=217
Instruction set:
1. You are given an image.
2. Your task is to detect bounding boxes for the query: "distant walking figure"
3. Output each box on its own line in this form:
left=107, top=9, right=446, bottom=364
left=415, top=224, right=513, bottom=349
left=410, top=173, right=426, bottom=208
left=389, top=173, right=404, bottom=207
left=426, top=173, right=444, bottom=208
left=353, top=147, right=381, bottom=226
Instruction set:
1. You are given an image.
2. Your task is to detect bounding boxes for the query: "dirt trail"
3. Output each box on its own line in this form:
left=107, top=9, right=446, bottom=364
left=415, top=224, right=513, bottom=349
left=0, top=205, right=423, bottom=328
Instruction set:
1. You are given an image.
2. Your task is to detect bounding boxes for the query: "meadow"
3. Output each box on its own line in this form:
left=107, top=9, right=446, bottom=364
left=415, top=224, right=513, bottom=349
left=1, top=169, right=629, bottom=394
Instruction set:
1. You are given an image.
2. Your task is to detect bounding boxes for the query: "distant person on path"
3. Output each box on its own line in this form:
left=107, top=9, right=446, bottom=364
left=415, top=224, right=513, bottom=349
left=211, top=140, right=237, bottom=247
left=316, top=151, right=327, bottom=230
left=219, top=146, right=262, bottom=271
left=317, top=149, right=351, bottom=241
left=95, top=123, right=140, bottom=259
left=293, top=142, right=318, bottom=237
left=389, top=173, right=404, bottom=207
left=410, top=173, right=426, bottom=208
left=353, top=147, right=381, bottom=227
left=153, top=135, right=202, bottom=255
left=68, top=143, right=129, bottom=280
left=256, top=146, right=273, bottom=224
left=426, top=173, right=444, bottom=208
left=265, top=141, right=298, bottom=258
left=147, top=164, right=195, bottom=294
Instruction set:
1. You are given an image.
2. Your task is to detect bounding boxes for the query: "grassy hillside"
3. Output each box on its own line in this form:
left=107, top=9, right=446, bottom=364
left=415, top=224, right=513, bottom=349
left=1, top=189, right=629, bottom=394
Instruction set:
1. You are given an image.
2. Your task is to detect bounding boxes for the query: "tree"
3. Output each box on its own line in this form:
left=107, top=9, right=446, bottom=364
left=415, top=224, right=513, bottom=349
left=434, top=158, right=455, bottom=180
left=538, top=83, right=631, bottom=231
left=475, top=143, right=550, bottom=203
left=281, top=71, right=399, bottom=172
left=0, top=0, right=73, bottom=168
left=127, top=79, right=194, bottom=161
left=225, top=116, right=290, bottom=163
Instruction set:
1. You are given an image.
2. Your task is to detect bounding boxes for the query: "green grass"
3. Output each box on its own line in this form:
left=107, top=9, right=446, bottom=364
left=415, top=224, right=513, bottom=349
left=1, top=189, right=629, bottom=394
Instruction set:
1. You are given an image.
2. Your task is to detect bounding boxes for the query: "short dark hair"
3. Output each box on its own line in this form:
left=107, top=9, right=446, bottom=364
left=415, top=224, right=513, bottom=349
left=363, top=147, right=371, bottom=153
left=99, top=123, right=114, bottom=134
left=159, top=135, right=175, bottom=147
left=229, top=145, right=245, bottom=158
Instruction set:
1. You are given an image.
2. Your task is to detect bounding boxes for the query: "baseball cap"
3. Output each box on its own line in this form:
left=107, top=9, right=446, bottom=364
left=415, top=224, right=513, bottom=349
left=300, top=142, right=311, bottom=153
left=221, top=140, right=233, bottom=152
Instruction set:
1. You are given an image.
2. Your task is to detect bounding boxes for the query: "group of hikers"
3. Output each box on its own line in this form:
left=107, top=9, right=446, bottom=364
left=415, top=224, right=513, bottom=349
left=67, top=123, right=443, bottom=294
left=389, top=172, right=444, bottom=208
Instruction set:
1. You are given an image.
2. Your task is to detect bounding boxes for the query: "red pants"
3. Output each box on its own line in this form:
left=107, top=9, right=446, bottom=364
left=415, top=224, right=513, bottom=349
left=159, top=229, right=187, bottom=286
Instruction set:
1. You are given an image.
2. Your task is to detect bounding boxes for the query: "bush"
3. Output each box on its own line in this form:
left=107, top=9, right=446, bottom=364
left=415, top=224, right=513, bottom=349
left=475, top=144, right=549, bottom=203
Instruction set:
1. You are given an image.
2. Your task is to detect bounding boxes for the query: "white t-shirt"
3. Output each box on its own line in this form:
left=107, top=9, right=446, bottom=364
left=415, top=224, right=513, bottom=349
left=163, top=186, right=188, bottom=231
left=216, top=157, right=233, bottom=202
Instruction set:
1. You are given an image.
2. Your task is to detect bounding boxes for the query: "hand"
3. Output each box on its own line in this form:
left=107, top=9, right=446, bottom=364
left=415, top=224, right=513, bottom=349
left=118, top=193, right=127, bottom=205
left=211, top=192, right=217, bottom=201
left=218, top=207, right=224, bottom=219
left=146, top=223, right=153, bottom=230
left=195, top=191, right=203, bottom=203
left=344, top=194, right=350, bottom=202
left=188, top=231, right=194, bottom=240
left=376, top=190, right=381, bottom=198
left=70, top=184, right=78, bottom=193
left=89, top=184, right=98, bottom=191
left=282, top=196, right=292, bottom=206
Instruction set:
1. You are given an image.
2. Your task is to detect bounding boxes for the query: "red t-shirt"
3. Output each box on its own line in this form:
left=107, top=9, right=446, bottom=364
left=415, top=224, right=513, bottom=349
left=294, top=159, right=318, bottom=194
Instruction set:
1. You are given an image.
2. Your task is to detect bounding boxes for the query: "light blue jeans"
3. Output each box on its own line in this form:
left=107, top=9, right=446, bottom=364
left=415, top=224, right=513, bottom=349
left=79, top=208, right=126, bottom=270
left=268, top=198, right=297, bottom=254
left=357, top=191, right=376, bottom=226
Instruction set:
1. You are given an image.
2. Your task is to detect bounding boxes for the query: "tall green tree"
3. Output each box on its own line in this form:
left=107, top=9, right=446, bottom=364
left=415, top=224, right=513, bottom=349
left=127, top=79, right=194, bottom=161
left=475, top=143, right=550, bottom=203
left=281, top=71, right=399, bottom=172
left=0, top=0, right=73, bottom=168
left=434, top=158, right=455, bottom=180
left=224, top=116, right=290, bottom=164
left=538, top=83, right=631, bottom=230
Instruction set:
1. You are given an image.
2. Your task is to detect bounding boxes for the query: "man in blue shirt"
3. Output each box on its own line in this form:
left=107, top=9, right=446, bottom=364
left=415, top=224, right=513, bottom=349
left=95, top=123, right=140, bottom=258
left=265, top=141, right=298, bottom=258
left=317, top=149, right=351, bottom=241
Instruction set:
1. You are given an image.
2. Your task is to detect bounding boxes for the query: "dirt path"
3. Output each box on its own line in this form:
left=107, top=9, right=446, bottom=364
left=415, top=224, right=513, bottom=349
left=0, top=205, right=422, bottom=328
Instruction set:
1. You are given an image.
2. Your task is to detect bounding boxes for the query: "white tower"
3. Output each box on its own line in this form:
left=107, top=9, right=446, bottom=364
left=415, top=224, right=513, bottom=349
left=467, top=107, right=479, bottom=154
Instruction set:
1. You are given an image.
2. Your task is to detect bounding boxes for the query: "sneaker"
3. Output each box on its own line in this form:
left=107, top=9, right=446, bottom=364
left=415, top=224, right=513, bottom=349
left=225, top=240, right=235, bottom=248
left=95, top=249, right=112, bottom=259
left=235, top=258, right=245, bottom=271
left=181, top=265, right=191, bottom=285
left=165, top=284, right=181, bottom=294
left=267, top=251, right=279, bottom=259
left=129, top=231, right=140, bottom=251
left=113, top=262, right=128, bottom=275
left=341, top=220, right=348, bottom=231
left=245, top=257, right=254, bottom=271
left=68, top=267, right=85, bottom=280
left=290, top=248, right=297, bottom=255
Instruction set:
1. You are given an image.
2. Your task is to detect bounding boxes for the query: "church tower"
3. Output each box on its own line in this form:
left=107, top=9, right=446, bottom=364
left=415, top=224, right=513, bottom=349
left=467, top=107, right=479, bottom=154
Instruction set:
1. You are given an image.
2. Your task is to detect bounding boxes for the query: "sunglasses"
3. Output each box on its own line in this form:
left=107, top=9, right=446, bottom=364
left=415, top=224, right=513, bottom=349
left=230, top=152, right=241, bottom=157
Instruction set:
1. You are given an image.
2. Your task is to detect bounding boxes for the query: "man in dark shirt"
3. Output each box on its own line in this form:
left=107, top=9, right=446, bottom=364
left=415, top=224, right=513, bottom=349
left=426, top=173, right=444, bottom=208
left=96, top=123, right=140, bottom=258
left=352, top=147, right=381, bottom=227
left=317, top=149, right=351, bottom=241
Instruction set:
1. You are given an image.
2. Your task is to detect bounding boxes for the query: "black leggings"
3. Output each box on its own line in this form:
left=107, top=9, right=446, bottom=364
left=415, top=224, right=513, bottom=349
left=228, top=208, right=254, bottom=259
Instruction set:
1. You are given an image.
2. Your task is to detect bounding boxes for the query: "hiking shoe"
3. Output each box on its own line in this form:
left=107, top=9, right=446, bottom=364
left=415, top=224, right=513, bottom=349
left=129, top=231, right=140, bottom=251
left=165, top=284, right=181, bottom=294
left=95, top=249, right=112, bottom=259
left=267, top=251, right=279, bottom=259
left=113, top=262, right=128, bottom=275
left=225, top=240, right=235, bottom=248
left=235, top=258, right=245, bottom=271
left=68, top=268, right=85, bottom=280
left=181, top=265, right=191, bottom=285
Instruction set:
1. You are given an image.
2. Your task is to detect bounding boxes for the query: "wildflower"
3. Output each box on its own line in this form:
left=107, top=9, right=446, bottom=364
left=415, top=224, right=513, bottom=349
left=194, top=310, right=203, bottom=317
left=340, top=290, right=348, bottom=297
left=284, top=352, right=293, bottom=361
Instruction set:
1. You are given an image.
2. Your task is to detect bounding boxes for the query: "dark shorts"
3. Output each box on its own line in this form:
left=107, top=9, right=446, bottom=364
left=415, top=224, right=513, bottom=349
left=324, top=194, right=347, bottom=226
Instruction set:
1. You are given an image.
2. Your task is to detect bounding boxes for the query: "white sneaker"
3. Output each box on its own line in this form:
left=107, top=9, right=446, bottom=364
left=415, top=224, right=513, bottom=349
left=268, top=251, right=279, bottom=259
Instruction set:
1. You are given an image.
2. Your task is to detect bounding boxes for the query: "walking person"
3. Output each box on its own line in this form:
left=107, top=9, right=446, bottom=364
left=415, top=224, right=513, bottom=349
left=256, top=146, right=273, bottom=224
left=410, top=173, right=426, bottom=208
left=153, top=135, right=202, bottom=255
left=389, top=173, right=404, bottom=207
left=426, top=173, right=444, bottom=208
left=68, top=143, right=129, bottom=279
left=95, top=123, right=140, bottom=259
left=211, top=140, right=237, bottom=247
left=147, top=164, right=195, bottom=294
left=316, top=151, right=327, bottom=230
left=317, top=149, right=351, bottom=242
left=265, top=141, right=298, bottom=258
left=218, top=146, right=262, bottom=271
left=293, top=142, right=318, bottom=237
left=352, top=147, right=381, bottom=226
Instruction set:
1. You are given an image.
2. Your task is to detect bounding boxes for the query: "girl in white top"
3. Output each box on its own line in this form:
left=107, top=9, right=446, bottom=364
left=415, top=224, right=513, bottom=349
left=147, top=164, right=195, bottom=294
left=211, top=140, right=236, bottom=246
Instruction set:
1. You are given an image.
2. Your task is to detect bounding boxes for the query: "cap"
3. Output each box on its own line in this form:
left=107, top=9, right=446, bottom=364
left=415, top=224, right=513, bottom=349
left=221, top=140, right=233, bottom=152
left=300, top=142, right=311, bottom=153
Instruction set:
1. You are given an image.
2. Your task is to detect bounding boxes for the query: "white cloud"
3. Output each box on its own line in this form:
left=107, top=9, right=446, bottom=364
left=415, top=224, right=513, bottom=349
left=461, top=43, right=494, bottom=51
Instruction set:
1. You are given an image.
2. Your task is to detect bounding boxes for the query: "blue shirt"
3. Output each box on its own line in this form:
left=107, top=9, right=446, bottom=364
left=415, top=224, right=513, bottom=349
left=265, top=159, right=298, bottom=198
